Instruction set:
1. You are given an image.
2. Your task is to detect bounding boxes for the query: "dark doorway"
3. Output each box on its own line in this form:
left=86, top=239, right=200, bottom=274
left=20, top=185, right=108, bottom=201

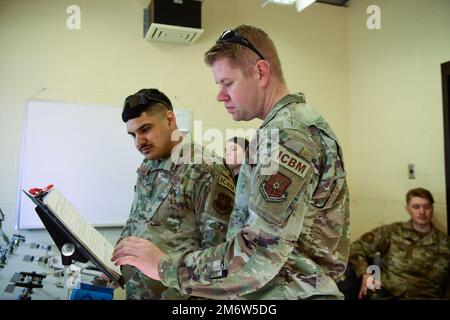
left=442, top=61, right=450, bottom=234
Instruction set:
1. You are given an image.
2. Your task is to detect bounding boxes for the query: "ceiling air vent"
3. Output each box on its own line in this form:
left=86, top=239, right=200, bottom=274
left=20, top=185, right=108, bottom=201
left=144, top=0, right=203, bottom=45
left=145, top=23, right=203, bottom=45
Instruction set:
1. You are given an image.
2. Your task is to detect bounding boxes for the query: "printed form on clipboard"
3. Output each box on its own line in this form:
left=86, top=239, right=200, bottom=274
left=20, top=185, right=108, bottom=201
left=23, top=185, right=134, bottom=288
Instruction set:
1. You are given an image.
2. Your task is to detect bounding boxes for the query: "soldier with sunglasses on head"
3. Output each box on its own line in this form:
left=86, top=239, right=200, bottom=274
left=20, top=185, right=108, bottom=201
left=113, top=25, right=350, bottom=300
left=113, top=88, right=235, bottom=299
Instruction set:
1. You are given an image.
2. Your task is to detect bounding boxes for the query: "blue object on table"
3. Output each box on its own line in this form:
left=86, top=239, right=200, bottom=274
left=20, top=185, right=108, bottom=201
left=70, top=282, right=114, bottom=300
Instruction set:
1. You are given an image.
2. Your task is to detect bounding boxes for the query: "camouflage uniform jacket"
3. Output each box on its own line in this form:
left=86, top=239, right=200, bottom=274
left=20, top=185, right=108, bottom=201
left=349, top=221, right=450, bottom=299
left=159, top=93, right=350, bottom=299
left=119, top=139, right=235, bottom=299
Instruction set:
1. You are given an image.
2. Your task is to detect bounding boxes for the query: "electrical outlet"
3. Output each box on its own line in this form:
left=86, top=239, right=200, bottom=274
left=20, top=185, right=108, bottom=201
left=408, top=164, right=415, bottom=179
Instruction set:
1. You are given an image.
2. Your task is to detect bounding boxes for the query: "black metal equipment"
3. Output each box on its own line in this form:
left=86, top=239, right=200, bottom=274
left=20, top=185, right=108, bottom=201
left=10, top=271, right=47, bottom=300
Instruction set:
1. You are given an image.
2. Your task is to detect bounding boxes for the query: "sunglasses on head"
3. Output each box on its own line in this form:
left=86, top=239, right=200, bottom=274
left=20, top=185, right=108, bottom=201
left=217, top=29, right=265, bottom=60
left=124, top=93, right=172, bottom=111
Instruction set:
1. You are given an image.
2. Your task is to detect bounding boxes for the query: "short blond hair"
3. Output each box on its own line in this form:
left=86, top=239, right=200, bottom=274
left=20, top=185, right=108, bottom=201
left=204, top=25, right=285, bottom=82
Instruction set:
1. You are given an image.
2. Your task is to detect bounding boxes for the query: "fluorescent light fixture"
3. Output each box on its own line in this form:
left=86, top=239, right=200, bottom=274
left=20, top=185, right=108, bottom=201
left=261, top=0, right=296, bottom=7
left=295, top=0, right=316, bottom=12
left=261, top=0, right=316, bottom=12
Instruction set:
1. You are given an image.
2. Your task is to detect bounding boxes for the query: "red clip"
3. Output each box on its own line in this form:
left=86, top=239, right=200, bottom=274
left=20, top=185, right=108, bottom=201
left=43, top=184, right=54, bottom=191
left=28, top=188, right=42, bottom=195
left=28, top=184, right=54, bottom=196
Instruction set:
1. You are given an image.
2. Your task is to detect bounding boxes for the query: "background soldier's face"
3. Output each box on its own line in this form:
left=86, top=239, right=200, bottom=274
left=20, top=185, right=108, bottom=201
left=225, top=141, right=246, bottom=169
left=406, top=196, right=433, bottom=227
left=126, top=110, right=174, bottom=160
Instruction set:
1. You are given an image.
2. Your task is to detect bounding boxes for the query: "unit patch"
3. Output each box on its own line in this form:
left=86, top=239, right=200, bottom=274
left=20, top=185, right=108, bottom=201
left=213, top=192, right=233, bottom=215
left=260, top=172, right=291, bottom=202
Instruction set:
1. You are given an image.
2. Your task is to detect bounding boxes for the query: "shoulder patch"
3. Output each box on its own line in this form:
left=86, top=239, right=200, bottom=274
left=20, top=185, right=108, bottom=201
left=218, top=174, right=235, bottom=193
left=213, top=192, right=233, bottom=215
left=260, top=172, right=291, bottom=202
left=279, top=146, right=311, bottom=178
left=361, top=232, right=374, bottom=243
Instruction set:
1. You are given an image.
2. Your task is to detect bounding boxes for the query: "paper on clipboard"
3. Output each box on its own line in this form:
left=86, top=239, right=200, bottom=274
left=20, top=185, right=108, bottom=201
left=24, top=186, right=134, bottom=287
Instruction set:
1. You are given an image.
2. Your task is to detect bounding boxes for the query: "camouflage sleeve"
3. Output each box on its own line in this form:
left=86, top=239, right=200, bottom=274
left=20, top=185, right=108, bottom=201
left=445, top=266, right=450, bottom=299
left=445, top=239, right=450, bottom=299
left=118, top=206, right=137, bottom=243
left=117, top=165, right=146, bottom=243
left=349, top=224, right=394, bottom=277
left=193, top=165, right=235, bottom=248
left=158, top=131, right=316, bottom=299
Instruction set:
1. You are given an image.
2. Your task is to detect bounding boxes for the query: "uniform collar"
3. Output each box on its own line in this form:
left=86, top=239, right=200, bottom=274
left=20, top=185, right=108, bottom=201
left=260, top=92, right=306, bottom=129
left=401, top=220, right=438, bottom=244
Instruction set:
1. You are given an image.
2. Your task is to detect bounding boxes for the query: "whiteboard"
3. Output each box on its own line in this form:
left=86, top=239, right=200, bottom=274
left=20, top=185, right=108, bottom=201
left=16, top=100, right=192, bottom=229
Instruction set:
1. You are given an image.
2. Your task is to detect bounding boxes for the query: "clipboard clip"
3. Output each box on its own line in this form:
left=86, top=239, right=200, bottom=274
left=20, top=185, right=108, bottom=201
left=28, top=184, right=54, bottom=197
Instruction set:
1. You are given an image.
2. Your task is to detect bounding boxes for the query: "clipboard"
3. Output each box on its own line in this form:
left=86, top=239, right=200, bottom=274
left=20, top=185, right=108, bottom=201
left=23, top=187, right=134, bottom=289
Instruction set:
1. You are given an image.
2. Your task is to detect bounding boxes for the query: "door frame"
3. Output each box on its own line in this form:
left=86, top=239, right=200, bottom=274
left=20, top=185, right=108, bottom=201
left=442, top=61, right=450, bottom=234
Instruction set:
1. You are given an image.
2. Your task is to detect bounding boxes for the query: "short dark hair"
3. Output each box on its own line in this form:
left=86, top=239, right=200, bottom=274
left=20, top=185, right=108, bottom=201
left=122, top=88, right=173, bottom=122
left=406, top=187, right=434, bottom=204
left=228, top=136, right=249, bottom=153
left=227, top=136, right=250, bottom=161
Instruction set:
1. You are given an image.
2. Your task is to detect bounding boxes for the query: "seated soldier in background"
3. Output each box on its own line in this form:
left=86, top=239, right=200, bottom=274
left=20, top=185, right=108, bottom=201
left=349, top=187, right=450, bottom=300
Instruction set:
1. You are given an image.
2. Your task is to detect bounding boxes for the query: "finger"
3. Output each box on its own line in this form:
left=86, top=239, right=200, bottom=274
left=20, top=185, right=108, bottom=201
left=125, top=237, right=157, bottom=251
left=360, top=287, right=367, bottom=299
left=112, top=245, right=125, bottom=260
left=113, top=241, right=126, bottom=253
left=123, top=236, right=146, bottom=244
left=113, top=239, right=147, bottom=257
left=112, top=245, right=132, bottom=261
left=358, top=289, right=364, bottom=300
left=113, top=256, right=141, bottom=269
left=100, top=273, right=111, bottom=281
left=111, top=246, right=142, bottom=261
